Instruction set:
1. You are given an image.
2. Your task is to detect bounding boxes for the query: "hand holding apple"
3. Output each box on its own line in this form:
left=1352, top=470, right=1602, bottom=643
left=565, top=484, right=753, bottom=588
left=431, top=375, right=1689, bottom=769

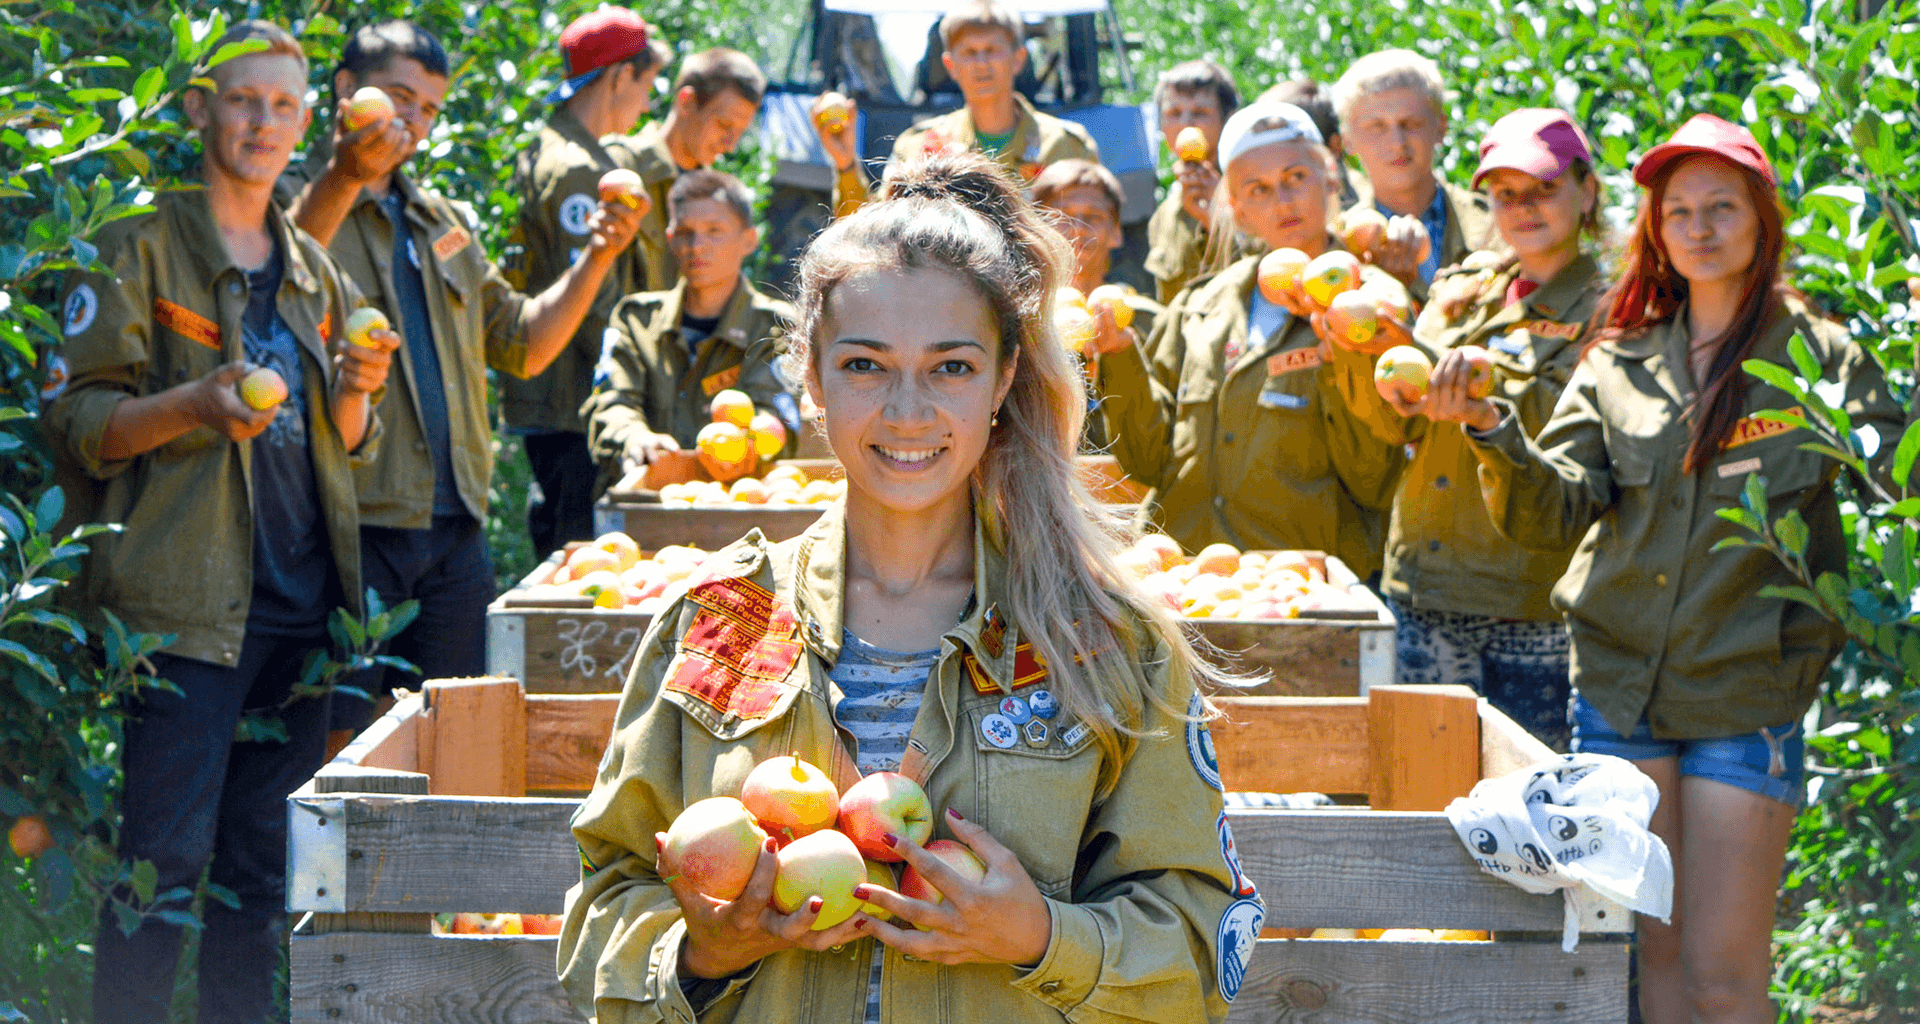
left=1421, top=346, right=1503, bottom=432
left=850, top=808, right=1053, bottom=967
left=659, top=820, right=865, bottom=980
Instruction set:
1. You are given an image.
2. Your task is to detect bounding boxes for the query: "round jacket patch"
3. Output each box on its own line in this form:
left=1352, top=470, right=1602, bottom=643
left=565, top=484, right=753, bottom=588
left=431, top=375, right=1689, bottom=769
left=1216, top=897, right=1264, bottom=1001
left=1187, top=693, right=1222, bottom=791
left=559, top=193, right=597, bottom=236
left=981, top=712, right=1018, bottom=749
left=63, top=284, right=97, bottom=336
left=1218, top=812, right=1256, bottom=897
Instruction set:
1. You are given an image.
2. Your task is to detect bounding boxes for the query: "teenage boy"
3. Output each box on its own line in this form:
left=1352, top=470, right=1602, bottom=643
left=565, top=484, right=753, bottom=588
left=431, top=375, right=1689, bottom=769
left=47, top=22, right=400, bottom=1022
left=1144, top=60, right=1238, bottom=302
left=815, top=0, right=1099, bottom=215
left=1331, top=48, right=1496, bottom=301
left=583, top=170, right=798, bottom=490
left=1262, top=78, right=1358, bottom=205
left=504, top=8, right=671, bottom=559
left=280, top=20, right=643, bottom=734
left=504, top=46, right=768, bottom=547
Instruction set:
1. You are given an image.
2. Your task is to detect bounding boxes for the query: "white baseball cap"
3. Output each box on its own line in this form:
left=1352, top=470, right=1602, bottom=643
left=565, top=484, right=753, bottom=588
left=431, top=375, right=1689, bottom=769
left=1216, top=100, right=1324, bottom=170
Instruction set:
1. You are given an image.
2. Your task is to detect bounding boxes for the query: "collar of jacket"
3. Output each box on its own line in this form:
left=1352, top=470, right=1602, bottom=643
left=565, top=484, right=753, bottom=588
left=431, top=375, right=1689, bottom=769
left=627, top=120, right=688, bottom=180
left=296, top=146, right=453, bottom=231
left=547, top=103, right=615, bottom=156
left=787, top=496, right=1023, bottom=692
left=948, top=94, right=1045, bottom=162
left=1476, top=252, right=1601, bottom=330
left=659, top=278, right=766, bottom=350
left=170, top=187, right=324, bottom=298
left=1597, top=297, right=1800, bottom=411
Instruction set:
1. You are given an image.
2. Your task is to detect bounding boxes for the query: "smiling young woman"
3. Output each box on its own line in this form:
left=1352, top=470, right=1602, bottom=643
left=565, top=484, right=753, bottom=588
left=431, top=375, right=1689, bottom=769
left=560, top=152, right=1257, bottom=1024
left=1426, top=114, right=1907, bottom=1024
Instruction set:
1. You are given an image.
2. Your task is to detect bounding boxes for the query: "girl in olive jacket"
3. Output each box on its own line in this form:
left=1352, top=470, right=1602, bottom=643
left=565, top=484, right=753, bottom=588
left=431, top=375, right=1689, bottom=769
left=1093, top=98, right=1402, bottom=578
left=561, top=154, right=1258, bottom=1024
left=1426, top=115, right=1907, bottom=1024
left=1325, top=109, right=1608, bottom=750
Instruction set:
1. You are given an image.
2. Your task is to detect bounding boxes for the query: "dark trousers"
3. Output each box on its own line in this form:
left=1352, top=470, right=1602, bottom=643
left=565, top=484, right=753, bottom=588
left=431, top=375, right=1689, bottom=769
left=330, top=515, right=492, bottom=734
left=94, top=630, right=331, bottom=1024
left=522, top=430, right=599, bottom=561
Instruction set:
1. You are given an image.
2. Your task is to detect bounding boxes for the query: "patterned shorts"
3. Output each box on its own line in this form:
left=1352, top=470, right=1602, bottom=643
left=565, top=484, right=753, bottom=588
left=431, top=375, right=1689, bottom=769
left=1387, top=597, right=1573, bottom=752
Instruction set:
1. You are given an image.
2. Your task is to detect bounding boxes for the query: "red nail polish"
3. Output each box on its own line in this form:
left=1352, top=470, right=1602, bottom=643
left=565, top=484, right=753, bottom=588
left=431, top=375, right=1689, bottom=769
left=809, top=896, right=824, bottom=912
left=765, top=837, right=778, bottom=852
left=854, top=917, right=867, bottom=929
left=882, top=832, right=899, bottom=847
left=946, top=807, right=965, bottom=821
left=852, top=885, right=870, bottom=900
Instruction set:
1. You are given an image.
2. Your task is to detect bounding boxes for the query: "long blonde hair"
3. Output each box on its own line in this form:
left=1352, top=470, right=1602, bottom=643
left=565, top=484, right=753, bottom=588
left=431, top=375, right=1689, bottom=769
left=788, top=152, right=1231, bottom=793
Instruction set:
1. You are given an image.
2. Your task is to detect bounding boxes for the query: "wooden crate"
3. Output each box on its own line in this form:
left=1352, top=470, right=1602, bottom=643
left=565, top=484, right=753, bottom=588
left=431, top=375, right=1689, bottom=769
left=288, top=679, right=1628, bottom=1023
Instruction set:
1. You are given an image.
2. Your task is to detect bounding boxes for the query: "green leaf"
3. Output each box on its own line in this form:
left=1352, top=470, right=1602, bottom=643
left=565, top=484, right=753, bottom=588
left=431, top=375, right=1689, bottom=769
left=1715, top=505, right=1764, bottom=532
left=1892, top=419, right=1920, bottom=491
left=0, top=638, right=60, bottom=686
left=1774, top=509, right=1811, bottom=557
left=132, top=67, right=165, bottom=110
left=1759, top=584, right=1826, bottom=612
left=66, top=88, right=123, bottom=104
left=130, top=857, right=157, bottom=904
left=1743, top=358, right=1808, bottom=398
left=202, top=39, right=268, bottom=72
left=1814, top=571, right=1852, bottom=616
left=1786, top=333, right=1822, bottom=384
left=1742, top=473, right=1770, bottom=520
left=1888, top=497, right=1920, bottom=519
left=7, top=608, right=85, bottom=644
left=34, top=486, right=63, bottom=530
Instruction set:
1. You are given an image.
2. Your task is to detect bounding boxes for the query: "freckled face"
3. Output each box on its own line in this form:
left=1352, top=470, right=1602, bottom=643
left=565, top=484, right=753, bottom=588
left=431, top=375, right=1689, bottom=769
left=809, top=267, right=1017, bottom=516
left=1659, top=155, right=1759, bottom=291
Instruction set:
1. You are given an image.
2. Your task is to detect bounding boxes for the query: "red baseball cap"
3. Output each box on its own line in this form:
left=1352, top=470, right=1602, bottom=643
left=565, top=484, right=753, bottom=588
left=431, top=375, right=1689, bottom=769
left=1472, top=108, right=1592, bottom=189
left=548, top=8, right=654, bottom=104
left=1632, top=113, right=1777, bottom=188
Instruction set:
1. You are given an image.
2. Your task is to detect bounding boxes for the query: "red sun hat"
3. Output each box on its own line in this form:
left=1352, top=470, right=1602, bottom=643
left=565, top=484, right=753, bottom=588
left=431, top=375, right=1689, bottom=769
left=1632, top=113, right=1777, bottom=189
left=1472, top=108, right=1594, bottom=190
left=548, top=8, right=653, bottom=104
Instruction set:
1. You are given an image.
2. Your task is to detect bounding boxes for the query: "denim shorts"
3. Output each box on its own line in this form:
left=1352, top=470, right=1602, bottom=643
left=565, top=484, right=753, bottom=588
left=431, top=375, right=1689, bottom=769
left=1569, top=694, right=1805, bottom=808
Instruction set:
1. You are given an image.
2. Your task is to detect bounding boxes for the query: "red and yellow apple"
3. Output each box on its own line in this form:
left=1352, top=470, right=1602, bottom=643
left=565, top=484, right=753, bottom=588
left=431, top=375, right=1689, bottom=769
left=1324, top=289, right=1382, bottom=350
left=740, top=756, right=839, bottom=844
left=1374, top=346, right=1434, bottom=404
left=860, top=859, right=897, bottom=922
left=771, top=828, right=867, bottom=930
left=1456, top=345, right=1495, bottom=399
left=661, top=796, right=769, bottom=900
left=1301, top=251, right=1363, bottom=311
left=814, top=92, right=853, bottom=133
left=237, top=367, right=287, bottom=411
left=8, top=816, right=53, bottom=859
left=1341, top=208, right=1389, bottom=257
left=898, top=839, right=987, bottom=926
left=1087, top=284, right=1134, bottom=332
left=1256, top=248, right=1312, bottom=307
left=343, top=86, right=395, bottom=132
left=709, top=388, right=755, bottom=428
left=749, top=411, right=787, bottom=460
left=837, top=772, right=933, bottom=863
left=344, top=306, right=389, bottom=348
left=1174, top=125, right=1210, bottom=163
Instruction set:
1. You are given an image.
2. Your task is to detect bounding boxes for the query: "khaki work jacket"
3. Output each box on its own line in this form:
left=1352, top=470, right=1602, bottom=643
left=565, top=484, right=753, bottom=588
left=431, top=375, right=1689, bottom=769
left=496, top=107, right=663, bottom=435
left=581, top=279, right=797, bottom=490
left=561, top=504, right=1254, bottom=1024
left=1143, top=184, right=1209, bottom=305
left=1096, top=251, right=1403, bottom=578
left=1329, top=254, right=1606, bottom=621
left=1468, top=301, right=1907, bottom=738
left=1348, top=175, right=1497, bottom=305
left=46, top=189, right=375, bottom=665
left=279, top=153, right=534, bottom=528
left=833, top=95, right=1099, bottom=214
left=1081, top=291, right=1164, bottom=452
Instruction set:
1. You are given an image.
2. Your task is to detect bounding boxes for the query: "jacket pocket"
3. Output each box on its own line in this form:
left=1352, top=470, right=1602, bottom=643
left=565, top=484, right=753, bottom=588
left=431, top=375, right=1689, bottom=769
left=1170, top=382, right=1214, bottom=462
left=1604, top=432, right=1659, bottom=490
left=968, top=701, right=1099, bottom=895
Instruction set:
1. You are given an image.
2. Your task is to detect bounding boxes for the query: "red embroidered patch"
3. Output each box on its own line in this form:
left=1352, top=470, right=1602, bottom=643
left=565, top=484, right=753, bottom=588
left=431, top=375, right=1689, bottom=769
left=154, top=298, right=220, bottom=351
left=317, top=310, right=332, bottom=344
left=700, top=364, right=742, bottom=397
left=964, top=640, right=1052, bottom=695
left=1266, top=348, right=1322, bottom=377
left=1520, top=319, right=1582, bottom=339
left=1727, top=407, right=1805, bottom=449
left=665, top=576, right=802, bottom=720
left=432, top=226, right=472, bottom=262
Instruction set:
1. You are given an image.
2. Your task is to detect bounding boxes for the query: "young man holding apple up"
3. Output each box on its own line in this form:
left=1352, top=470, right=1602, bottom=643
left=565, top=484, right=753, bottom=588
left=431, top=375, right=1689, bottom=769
left=812, top=0, right=1099, bottom=217
left=46, top=22, right=401, bottom=1020
left=1331, top=49, right=1496, bottom=302
left=500, top=8, right=673, bottom=560
left=279, top=20, right=644, bottom=737
left=1143, top=59, right=1239, bottom=303
left=582, top=170, right=799, bottom=494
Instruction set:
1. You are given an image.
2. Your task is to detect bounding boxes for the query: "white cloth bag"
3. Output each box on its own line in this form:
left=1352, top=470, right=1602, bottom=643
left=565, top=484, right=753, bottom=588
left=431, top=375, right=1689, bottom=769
left=1444, top=752, right=1674, bottom=951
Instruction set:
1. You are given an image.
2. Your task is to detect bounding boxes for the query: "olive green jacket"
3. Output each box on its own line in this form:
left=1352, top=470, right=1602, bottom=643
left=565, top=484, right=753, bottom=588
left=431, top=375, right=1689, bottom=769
left=279, top=153, right=534, bottom=528
left=1081, top=291, right=1163, bottom=453
left=834, top=95, right=1099, bottom=214
left=497, top=107, right=667, bottom=435
left=46, top=189, right=376, bottom=666
left=561, top=504, right=1252, bottom=1024
left=582, top=279, right=797, bottom=490
left=1468, top=302, right=1906, bottom=738
left=1143, top=184, right=1209, bottom=305
left=1347, top=175, right=1498, bottom=305
left=606, top=120, right=681, bottom=289
left=1095, top=252, right=1403, bottom=578
left=1329, top=254, right=1606, bottom=621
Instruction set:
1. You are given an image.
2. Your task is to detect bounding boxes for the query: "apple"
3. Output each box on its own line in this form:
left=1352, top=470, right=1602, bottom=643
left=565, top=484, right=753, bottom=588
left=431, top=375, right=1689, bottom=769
left=1174, top=125, right=1210, bottom=163
left=1192, top=542, right=1241, bottom=577
left=521, top=914, right=564, bottom=936
left=598, top=167, right=646, bottom=210
left=566, top=546, right=620, bottom=578
left=596, top=531, right=641, bottom=572
left=344, top=306, right=389, bottom=348
left=1362, top=275, right=1413, bottom=324
left=8, top=816, right=53, bottom=859
left=661, top=797, right=769, bottom=900
left=575, top=569, right=625, bottom=609
left=1055, top=286, right=1087, bottom=310
left=696, top=421, right=753, bottom=480
left=1055, top=302, right=1097, bottom=355
left=740, top=756, right=839, bottom=844
left=814, top=92, right=853, bottom=133
left=450, top=912, right=523, bottom=935
left=1374, top=345, right=1434, bottom=405
left=1087, top=284, right=1134, bottom=332
left=898, top=839, right=987, bottom=926
left=236, top=367, right=287, bottom=411
left=1341, top=208, right=1389, bottom=257
left=860, top=859, right=897, bottom=922
left=1324, top=290, right=1382, bottom=350
left=771, top=828, right=866, bottom=931
left=837, top=772, right=933, bottom=863
left=749, top=411, right=787, bottom=461
left=1301, top=251, right=1363, bottom=311
left=343, top=86, right=395, bottom=132
left=1256, top=248, right=1312, bottom=307
left=729, top=477, right=771, bottom=505
left=1457, top=345, right=1496, bottom=399
left=709, top=388, right=755, bottom=428
left=1134, top=533, right=1185, bottom=570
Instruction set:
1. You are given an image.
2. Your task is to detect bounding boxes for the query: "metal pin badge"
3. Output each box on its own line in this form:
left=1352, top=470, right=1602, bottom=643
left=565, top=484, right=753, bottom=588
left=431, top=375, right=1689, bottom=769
left=980, top=712, right=1018, bottom=749
left=998, top=695, right=1031, bottom=725
left=1028, top=689, right=1058, bottom=719
left=1024, top=719, right=1050, bottom=748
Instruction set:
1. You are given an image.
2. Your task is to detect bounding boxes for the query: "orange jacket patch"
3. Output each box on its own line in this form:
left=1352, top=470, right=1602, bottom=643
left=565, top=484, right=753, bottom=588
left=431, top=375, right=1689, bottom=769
left=432, top=226, right=472, bottom=263
left=317, top=310, right=333, bottom=344
left=700, top=365, right=742, bottom=397
left=665, top=576, right=802, bottom=721
left=1267, top=348, right=1323, bottom=378
left=1519, top=319, right=1582, bottom=339
left=964, top=641, right=1053, bottom=695
left=154, top=298, right=220, bottom=351
left=1727, top=407, right=1804, bottom=449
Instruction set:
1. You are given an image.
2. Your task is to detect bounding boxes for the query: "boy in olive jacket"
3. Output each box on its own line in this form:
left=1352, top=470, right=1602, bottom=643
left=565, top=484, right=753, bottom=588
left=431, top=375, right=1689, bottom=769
left=45, top=24, right=398, bottom=1023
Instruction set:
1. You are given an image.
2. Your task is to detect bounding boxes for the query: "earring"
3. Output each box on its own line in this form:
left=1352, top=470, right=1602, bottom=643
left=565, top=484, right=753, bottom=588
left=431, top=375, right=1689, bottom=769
left=991, top=409, right=1001, bottom=427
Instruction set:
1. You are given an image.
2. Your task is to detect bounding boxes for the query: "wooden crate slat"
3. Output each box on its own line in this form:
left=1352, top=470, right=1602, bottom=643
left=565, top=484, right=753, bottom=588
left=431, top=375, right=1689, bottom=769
left=1226, top=809, right=1634, bottom=932
left=1226, top=937, right=1628, bottom=1023
left=1367, top=684, right=1482, bottom=811
left=425, top=679, right=527, bottom=798
left=527, top=695, right=619, bottom=792
left=1210, top=697, right=1369, bottom=794
left=603, top=503, right=826, bottom=549
left=1479, top=696, right=1557, bottom=780
left=290, top=932, right=577, bottom=1023
left=340, top=796, right=579, bottom=914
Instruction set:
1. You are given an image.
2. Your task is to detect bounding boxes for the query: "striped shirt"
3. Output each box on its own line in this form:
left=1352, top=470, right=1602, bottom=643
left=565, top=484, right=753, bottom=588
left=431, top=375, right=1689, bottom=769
left=829, top=629, right=937, bottom=1024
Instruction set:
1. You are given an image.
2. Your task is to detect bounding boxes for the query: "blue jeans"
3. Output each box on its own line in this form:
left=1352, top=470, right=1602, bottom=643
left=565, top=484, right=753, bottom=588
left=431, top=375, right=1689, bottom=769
left=94, top=630, right=331, bottom=1024
left=1388, top=597, right=1574, bottom=751
left=1570, top=694, right=1805, bottom=807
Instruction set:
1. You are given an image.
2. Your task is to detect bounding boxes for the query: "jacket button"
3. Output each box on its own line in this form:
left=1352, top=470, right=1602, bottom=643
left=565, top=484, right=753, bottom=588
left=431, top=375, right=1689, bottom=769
left=1040, top=981, right=1060, bottom=994
left=1434, top=475, right=1449, bottom=489
left=228, top=599, right=241, bottom=611
left=1222, top=431, right=1235, bottom=444
left=229, top=281, right=243, bottom=296
left=1213, top=496, right=1225, bottom=508
left=1428, top=540, right=1441, bottom=552
left=1655, top=573, right=1668, bottom=587
left=1671, top=496, right=1684, bottom=510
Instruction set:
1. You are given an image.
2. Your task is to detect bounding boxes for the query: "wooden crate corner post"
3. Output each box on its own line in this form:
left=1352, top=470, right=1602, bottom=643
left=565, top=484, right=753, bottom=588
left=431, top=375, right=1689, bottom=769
left=424, top=676, right=528, bottom=797
left=1366, top=684, right=1481, bottom=811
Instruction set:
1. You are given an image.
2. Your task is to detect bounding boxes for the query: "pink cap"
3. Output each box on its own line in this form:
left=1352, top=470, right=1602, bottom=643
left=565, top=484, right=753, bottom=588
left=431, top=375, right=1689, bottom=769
left=1472, top=108, right=1593, bottom=190
left=1632, top=113, right=1776, bottom=189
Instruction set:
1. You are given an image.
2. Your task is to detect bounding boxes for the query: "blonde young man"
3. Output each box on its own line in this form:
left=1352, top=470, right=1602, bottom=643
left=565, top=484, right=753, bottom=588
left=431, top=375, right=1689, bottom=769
left=1331, top=49, right=1496, bottom=302
left=813, top=0, right=1099, bottom=215
left=50, top=22, right=400, bottom=1021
